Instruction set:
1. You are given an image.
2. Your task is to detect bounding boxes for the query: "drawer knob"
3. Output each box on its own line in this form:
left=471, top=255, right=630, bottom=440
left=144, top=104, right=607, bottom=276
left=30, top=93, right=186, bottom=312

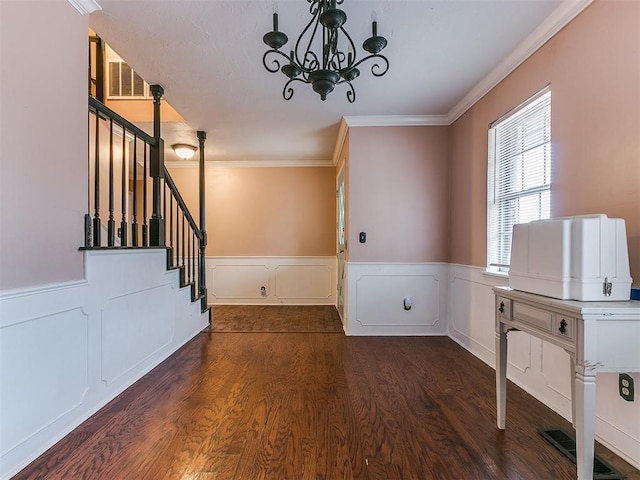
left=559, top=318, right=567, bottom=335
left=499, top=301, right=505, bottom=314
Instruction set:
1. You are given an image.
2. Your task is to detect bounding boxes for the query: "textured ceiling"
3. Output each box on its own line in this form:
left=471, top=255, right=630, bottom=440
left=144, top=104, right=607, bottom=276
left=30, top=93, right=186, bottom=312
left=89, top=0, right=577, bottom=165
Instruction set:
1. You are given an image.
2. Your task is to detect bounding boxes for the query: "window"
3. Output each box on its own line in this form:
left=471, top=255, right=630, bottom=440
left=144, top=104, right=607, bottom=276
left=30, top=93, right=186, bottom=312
left=108, top=61, right=149, bottom=99
left=487, top=86, right=551, bottom=272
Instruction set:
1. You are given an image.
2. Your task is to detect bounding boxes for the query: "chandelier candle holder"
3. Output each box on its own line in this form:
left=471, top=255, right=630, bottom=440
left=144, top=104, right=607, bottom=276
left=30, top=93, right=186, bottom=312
left=262, top=0, right=389, bottom=103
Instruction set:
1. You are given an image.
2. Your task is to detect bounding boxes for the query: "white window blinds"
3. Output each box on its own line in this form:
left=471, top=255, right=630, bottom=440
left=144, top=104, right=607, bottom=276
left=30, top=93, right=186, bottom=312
left=487, top=86, right=552, bottom=271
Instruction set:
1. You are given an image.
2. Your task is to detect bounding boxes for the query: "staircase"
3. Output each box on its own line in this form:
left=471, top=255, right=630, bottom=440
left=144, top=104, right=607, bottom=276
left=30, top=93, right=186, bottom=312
left=84, top=85, right=210, bottom=317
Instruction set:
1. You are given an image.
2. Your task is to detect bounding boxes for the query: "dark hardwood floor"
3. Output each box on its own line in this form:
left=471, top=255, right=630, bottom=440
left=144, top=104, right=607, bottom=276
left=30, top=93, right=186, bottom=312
left=13, top=306, right=640, bottom=480
left=211, top=305, right=344, bottom=333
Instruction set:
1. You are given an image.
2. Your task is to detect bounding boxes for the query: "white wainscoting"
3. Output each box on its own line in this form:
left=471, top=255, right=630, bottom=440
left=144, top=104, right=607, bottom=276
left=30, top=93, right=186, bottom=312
left=345, top=262, right=448, bottom=336
left=206, top=257, right=336, bottom=305
left=1, top=258, right=637, bottom=474
left=0, top=249, right=209, bottom=480
left=447, top=263, right=640, bottom=470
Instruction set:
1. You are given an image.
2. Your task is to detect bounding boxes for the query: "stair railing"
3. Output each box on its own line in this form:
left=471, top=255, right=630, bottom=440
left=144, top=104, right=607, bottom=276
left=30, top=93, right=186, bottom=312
left=85, top=85, right=208, bottom=312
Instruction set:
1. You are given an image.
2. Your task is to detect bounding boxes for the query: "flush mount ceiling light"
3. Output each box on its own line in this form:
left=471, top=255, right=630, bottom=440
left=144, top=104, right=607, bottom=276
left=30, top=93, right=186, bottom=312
left=172, top=144, right=197, bottom=160
left=262, top=0, right=389, bottom=103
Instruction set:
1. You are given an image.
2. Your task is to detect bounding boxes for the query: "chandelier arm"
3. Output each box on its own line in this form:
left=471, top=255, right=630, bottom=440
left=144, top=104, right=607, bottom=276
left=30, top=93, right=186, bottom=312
left=296, top=2, right=322, bottom=69
left=330, top=78, right=356, bottom=104
left=338, top=26, right=357, bottom=68
left=282, top=77, right=309, bottom=101
left=345, top=82, right=356, bottom=103
left=302, top=51, right=320, bottom=73
left=262, top=49, right=293, bottom=73
left=329, top=51, right=347, bottom=71
left=350, top=53, right=390, bottom=77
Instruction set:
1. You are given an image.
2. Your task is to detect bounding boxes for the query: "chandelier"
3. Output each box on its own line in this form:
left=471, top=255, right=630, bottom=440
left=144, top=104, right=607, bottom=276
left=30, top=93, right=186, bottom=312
left=262, top=0, right=389, bottom=103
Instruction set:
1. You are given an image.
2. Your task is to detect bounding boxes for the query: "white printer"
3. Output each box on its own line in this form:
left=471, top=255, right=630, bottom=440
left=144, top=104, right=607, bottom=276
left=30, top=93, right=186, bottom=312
left=509, top=214, right=632, bottom=301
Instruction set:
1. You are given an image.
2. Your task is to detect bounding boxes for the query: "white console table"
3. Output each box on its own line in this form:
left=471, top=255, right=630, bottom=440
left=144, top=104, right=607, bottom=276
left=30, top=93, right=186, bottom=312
left=493, top=286, right=640, bottom=480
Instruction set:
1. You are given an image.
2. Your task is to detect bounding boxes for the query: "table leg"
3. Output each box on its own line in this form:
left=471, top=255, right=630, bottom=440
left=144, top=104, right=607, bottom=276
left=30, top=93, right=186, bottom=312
left=575, top=370, right=596, bottom=480
left=569, top=353, right=576, bottom=428
left=496, top=322, right=508, bottom=429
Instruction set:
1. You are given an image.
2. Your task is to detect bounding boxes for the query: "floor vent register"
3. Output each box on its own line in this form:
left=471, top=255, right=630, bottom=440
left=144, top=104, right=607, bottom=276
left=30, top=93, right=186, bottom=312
left=538, top=428, right=625, bottom=480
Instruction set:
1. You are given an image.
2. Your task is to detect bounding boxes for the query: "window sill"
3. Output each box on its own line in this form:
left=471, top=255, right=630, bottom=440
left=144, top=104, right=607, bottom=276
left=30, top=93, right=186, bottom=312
left=483, top=269, right=509, bottom=280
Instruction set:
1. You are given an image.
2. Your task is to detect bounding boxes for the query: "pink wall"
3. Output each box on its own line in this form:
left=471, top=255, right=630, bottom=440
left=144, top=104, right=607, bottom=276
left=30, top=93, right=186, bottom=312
left=168, top=166, right=336, bottom=257
left=0, top=1, right=88, bottom=290
left=348, top=126, right=449, bottom=263
left=449, top=0, right=640, bottom=283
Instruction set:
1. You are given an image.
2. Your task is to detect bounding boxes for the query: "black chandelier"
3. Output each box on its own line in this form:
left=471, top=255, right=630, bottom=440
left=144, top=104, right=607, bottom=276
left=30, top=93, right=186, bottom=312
left=262, top=0, right=389, bottom=103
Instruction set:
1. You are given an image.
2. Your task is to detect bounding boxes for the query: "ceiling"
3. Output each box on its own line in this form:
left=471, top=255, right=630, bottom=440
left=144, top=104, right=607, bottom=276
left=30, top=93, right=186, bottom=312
left=87, top=0, right=585, bottom=166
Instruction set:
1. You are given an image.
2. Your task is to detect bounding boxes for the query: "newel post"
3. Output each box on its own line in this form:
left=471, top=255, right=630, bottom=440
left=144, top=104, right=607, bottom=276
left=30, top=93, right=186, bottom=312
left=197, top=130, right=208, bottom=301
left=149, top=84, right=165, bottom=246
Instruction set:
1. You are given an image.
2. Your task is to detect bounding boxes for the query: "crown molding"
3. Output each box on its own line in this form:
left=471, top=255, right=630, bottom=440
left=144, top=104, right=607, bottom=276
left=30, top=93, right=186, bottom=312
left=165, top=159, right=334, bottom=169
left=446, top=0, right=593, bottom=124
left=67, top=0, right=101, bottom=14
left=343, top=115, right=449, bottom=127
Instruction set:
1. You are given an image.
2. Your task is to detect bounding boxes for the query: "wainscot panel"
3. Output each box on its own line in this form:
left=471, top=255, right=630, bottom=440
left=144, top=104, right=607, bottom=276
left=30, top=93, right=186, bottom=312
left=100, top=284, right=175, bottom=385
left=0, top=306, right=89, bottom=458
left=0, top=249, right=208, bottom=480
left=206, top=257, right=336, bottom=305
left=345, top=263, right=448, bottom=336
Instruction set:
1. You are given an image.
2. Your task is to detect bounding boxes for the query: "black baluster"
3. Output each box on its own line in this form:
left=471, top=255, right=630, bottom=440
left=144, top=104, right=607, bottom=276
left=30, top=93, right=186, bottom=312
left=175, top=199, right=180, bottom=268
left=132, top=135, right=138, bottom=246
left=178, top=210, right=184, bottom=285
left=142, top=142, right=148, bottom=246
left=93, top=111, right=101, bottom=246
left=193, top=231, right=198, bottom=294
left=120, top=127, right=127, bottom=246
left=108, top=119, right=115, bottom=246
left=187, top=225, right=191, bottom=284
left=174, top=204, right=178, bottom=266
left=163, top=182, right=167, bottom=243
left=169, top=193, right=174, bottom=266
left=181, top=212, right=186, bottom=272
left=191, top=230, right=196, bottom=289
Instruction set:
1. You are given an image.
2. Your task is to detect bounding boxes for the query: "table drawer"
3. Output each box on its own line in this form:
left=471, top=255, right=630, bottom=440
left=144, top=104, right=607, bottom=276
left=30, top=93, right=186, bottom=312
left=513, top=303, right=553, bottom=333
left=496, top=296, right=512, bottom=320
left=554, top=315, right=575, bottom=341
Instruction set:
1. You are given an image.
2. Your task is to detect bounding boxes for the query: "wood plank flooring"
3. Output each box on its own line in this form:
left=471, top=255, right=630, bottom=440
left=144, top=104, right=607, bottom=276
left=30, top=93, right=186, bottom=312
left=13, top=306, right=640, bottom=480
left=210, top=305, right=344, bottom=333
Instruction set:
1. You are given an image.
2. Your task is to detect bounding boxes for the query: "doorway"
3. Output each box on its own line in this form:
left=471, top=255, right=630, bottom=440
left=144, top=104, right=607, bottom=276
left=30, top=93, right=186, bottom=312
left=336, top=167, right=346, bottom=320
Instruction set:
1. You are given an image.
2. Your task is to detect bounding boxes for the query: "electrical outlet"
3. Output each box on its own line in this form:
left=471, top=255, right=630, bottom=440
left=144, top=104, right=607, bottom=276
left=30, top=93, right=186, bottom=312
left=619, top=373, right=634, bottom=402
